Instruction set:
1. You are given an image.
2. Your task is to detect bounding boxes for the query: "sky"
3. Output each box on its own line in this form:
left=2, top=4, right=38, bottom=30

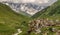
left=0, top=0, right=49, bottom=3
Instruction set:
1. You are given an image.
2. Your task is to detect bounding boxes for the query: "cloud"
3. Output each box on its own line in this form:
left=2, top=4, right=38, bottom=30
left=0, top=0, right=49, bottom=3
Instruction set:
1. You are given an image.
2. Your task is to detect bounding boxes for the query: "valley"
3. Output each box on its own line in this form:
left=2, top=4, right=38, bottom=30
left=0, top=0, right=60, bottom=35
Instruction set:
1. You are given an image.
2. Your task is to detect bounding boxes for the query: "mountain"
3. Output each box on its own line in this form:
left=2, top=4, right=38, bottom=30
left=0, top=0, right=60, bottom=35
left=32, top=0, right=60, bottom=20
left=0, top=0, right=57, bottom=16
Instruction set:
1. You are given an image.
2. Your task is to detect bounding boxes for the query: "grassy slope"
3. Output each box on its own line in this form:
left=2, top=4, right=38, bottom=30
left=39, top=0, right=60, bottom=19
left=0, top=3, right=32, bottom=35
left=32, top=0, right=60, bottom=20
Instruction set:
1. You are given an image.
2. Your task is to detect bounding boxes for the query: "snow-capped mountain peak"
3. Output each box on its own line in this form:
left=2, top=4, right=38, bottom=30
left=0, top=0, right=57, bottom=16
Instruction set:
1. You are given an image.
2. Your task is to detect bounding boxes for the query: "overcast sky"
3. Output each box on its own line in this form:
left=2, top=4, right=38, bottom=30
left=0, top=0, right=57, bottom=5
left=0, top=0, right=50, bottom=3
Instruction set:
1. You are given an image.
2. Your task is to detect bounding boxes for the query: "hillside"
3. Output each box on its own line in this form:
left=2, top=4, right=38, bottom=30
left=0, top=3, right=32, bottom=35
left=32, top=0, right=60, bottom=20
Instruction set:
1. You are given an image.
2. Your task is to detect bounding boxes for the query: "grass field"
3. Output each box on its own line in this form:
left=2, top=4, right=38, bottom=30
left=0, top=3, right=32, bottom=35
left=32, top=0, right=60, bottom=20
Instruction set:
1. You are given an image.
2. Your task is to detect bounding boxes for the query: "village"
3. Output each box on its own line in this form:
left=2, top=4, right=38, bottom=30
left=28, top=18, right=60, bottom=35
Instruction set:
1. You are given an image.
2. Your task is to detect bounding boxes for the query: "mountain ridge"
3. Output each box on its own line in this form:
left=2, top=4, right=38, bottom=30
left=0, top=0, right=57, bottom=16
